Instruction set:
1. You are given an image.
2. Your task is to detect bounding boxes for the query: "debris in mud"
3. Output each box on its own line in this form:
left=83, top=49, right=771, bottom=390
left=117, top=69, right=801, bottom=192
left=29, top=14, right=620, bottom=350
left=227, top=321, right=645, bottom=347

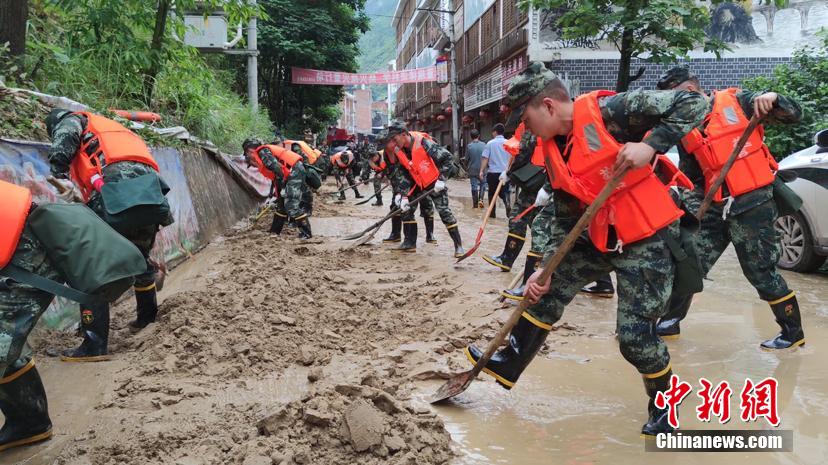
left=257, top=384, right=451, bottom=463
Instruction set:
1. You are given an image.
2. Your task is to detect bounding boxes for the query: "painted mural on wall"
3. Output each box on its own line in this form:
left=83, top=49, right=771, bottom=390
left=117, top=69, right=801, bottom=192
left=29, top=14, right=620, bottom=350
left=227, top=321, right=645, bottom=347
left=532, top=0, right=828, bottom=57
left=0, top=139, right=201, bottom=329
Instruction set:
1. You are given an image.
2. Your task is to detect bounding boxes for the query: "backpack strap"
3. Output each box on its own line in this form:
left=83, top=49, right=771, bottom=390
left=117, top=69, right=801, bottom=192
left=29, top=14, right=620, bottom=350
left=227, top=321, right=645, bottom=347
left=0, top=263, right=104, bottom=305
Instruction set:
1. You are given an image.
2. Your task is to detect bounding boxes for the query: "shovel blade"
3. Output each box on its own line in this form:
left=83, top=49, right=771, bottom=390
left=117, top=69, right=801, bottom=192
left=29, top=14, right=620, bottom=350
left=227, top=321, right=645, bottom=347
left=342, top=230, right=367, bottom=241
left=454, top=242, right=481, bottom=264
left=430, top=370, right=476, bottom=404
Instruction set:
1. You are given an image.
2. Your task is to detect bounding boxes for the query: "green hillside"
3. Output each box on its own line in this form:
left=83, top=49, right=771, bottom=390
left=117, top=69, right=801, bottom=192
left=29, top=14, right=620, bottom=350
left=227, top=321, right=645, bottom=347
left=357, top=0, right=398, bottom=101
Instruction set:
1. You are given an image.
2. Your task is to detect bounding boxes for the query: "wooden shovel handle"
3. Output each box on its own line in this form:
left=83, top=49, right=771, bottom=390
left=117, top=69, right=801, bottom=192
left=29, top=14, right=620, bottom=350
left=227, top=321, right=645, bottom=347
left=471, top=167, right=630, bottom=378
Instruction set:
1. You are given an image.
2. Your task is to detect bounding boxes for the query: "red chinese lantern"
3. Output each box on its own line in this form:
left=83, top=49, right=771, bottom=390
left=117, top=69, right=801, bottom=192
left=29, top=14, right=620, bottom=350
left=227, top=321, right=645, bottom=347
left=462, top=115, right=474, bottom=125
left=436, top=115, right=446, bottom=121
left=479, top=110, right=490, bottom=119
left=500, top=104, right=510, bottom=114
left=445, top=106, right=453, bottom=114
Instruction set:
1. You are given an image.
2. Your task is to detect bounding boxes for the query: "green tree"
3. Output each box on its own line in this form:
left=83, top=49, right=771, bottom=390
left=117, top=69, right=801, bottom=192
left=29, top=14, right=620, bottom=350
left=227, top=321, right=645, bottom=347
left=522, top=0, right=728, bottom=91
left=256, top=0, right=369, bottom=135
left=745, top=30, right=828, bottom=158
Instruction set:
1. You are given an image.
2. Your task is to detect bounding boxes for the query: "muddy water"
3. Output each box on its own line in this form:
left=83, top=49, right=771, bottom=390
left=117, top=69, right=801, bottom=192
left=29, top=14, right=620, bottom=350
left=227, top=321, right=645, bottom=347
left=429, top=200, right=828, bottom=465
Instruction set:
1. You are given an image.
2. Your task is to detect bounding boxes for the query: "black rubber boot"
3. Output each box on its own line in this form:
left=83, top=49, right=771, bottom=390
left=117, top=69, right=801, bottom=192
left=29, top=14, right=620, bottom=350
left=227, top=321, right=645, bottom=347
left=353, top=187, right=363, bottom=199
left=656, top=294, right=692, bottom=340
left=129, top=286, right=158, bottom=330
left=483, top=234, right=525, bottom=272
left=372, top=195, right=383, bottom=206
left=296, top=216, right=313, bottom=239
left=471, top=190, right=479, bottom=209
left=464, top=314, right=549, bottom=389
left=61, top=303, right=110, bottom=362
left=580, top=274, right=615, bottom=298
left=761, top=293, right=805, bottom=350
left=501, top=253, right=541, bottom=301
left=270, top=212, right=287, bottom=234
left=425, top=216, right=437, bottom=244
left=447, top=225, right=464, bottom=258
left=338, top=191, right=346, bottom=201
left=0, top=361, right=53, bottom=452
left=383, top=216, right=402, bottom=243
left=395, top=221, right=417, bottom=253
left=642, top=369, right=675, bottom=437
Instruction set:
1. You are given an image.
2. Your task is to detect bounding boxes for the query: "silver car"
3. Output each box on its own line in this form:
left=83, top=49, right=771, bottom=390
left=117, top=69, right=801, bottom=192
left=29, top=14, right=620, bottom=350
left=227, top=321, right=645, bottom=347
left=775, top=130, right=828, bottom=272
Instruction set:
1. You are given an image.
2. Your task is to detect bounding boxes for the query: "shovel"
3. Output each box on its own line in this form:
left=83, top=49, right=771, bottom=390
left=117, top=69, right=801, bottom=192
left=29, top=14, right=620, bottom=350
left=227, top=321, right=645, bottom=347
left=431, top=166, right=630, bottom=403
left=454, top=178, right=507, bottom=263
left=695, top=115, right=763, bottom=220
left=356, top=181, right=390, bottom=206
left=329, top=177, right=372, bottom=197
left=342, top=188, right=436, bottom=241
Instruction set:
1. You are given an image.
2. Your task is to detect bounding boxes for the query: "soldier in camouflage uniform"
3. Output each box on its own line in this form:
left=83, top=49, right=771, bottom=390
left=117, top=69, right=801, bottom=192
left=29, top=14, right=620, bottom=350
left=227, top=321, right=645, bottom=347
left=0, top=188, right=58, bottom=451
left=654, top=67, right=805, bottom=350
left=386, top=121, right=465, bottom=257
left=242, top=138, right=313, bottom=238
left=464, top=62, right=708, bottom=436
left=329, top=146, right=363, bottom=200
left=46, top=109, right=174, bottom=361
left=360, top=146, right=387, bottom=207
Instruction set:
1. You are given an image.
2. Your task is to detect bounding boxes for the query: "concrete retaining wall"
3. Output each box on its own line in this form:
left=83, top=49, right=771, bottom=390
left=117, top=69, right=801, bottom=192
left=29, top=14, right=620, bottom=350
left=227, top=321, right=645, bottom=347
left=0, top=139, right=264, bottom=329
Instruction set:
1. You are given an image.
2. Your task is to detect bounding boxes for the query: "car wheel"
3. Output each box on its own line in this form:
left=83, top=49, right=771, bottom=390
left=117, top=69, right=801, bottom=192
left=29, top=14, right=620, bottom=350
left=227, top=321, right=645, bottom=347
left=775, top=211, right=827, bottom=272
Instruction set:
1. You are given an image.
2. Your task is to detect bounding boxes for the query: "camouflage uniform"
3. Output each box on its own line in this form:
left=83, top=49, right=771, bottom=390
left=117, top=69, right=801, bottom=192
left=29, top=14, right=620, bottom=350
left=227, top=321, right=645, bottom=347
left=466, top=64, right=706, bottom=435
left=657, top=83, right=804, bottom=347
left=390, top=135, right=459, bottom=227
left=48, top=113, right=171, bottom=293
left=256, top=146, right=309, bottom=220
left=0, top=224, right=63, bottom=377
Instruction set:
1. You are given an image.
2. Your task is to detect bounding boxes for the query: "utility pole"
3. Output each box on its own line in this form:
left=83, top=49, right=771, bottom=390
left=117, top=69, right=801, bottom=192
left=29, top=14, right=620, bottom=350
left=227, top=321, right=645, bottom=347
left=419, top=2, right=460, bottom=163
left=387, top=59, right=396, bottom=125
left=247, top=0, right=259, bottom=112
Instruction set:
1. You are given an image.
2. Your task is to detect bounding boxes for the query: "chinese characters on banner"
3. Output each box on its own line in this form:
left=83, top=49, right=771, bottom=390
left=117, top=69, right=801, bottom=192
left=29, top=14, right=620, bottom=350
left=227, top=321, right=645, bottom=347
left=654, top=375, right=781, bottom=428
left=291, top=67, right=440, bottom=85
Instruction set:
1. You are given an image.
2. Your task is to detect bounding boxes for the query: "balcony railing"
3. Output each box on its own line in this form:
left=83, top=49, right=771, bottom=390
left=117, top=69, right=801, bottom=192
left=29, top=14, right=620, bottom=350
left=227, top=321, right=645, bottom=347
left=416, top=87, right=441, bottom=109
left=459, top=27, right=528, bottom=84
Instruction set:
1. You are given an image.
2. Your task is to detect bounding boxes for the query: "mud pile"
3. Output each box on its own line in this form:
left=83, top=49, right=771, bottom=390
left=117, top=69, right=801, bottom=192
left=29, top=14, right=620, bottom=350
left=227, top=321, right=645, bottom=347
left=50, top=219, right=465, bottom=464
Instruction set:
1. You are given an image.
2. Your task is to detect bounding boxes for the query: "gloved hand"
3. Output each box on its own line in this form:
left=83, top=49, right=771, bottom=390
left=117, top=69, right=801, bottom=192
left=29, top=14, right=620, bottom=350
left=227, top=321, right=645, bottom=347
left=280, top=189, right=286, bottom=198
left=394, top=194, right=402, bottom=207
left=400, top=197, right=411, bottom=212
left=534, top=188, right=551, bottom=207
left=54, top=178, right=78, bottom=202
left=499, top=171, right=509, bottom=184
left=433, top=180, right=447, bottom=193
left=264, top=196, right=277, bottom=208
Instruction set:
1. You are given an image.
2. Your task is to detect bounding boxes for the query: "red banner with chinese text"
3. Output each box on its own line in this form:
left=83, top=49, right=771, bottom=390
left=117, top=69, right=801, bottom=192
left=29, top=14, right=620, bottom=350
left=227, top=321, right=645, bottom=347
left=291, top=67, right=442, bottom=85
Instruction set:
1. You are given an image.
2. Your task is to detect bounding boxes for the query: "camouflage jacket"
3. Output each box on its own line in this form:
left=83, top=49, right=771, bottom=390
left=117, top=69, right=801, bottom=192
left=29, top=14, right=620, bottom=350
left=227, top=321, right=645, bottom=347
left=546, top=89, right=708, bottom=241
left=391, top=135, right=457, bottom=194
left=677, top=89, right=802, bottom=215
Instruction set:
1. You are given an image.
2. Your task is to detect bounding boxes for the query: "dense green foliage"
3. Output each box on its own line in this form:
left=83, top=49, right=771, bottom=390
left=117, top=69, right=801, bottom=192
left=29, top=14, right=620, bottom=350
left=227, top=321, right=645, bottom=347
left=255, top=0, right=369, bottom=135
left=745, top=30, right=828, bottom=157
left=3, top=0, right=272, bottom=152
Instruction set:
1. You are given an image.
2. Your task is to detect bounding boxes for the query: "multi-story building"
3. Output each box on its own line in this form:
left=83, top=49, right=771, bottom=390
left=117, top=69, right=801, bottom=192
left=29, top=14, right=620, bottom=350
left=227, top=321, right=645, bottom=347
left=337, top=91, right=357, bottom=135
left=394, top=1, right=822, bottom=146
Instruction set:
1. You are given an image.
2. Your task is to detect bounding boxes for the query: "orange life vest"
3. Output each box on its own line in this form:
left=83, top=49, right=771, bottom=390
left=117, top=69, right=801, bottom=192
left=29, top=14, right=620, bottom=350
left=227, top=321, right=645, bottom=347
left=396, top=133, right=441, bottom=190
left=285, top=140, right=320, bottom=165
left=69, top=112, right=159, bottom=202
left=330, top=151, right=354, bottom=169
left=681, top=88, right=777, bottom=202
left=504, top=123, right=545, bottom=168
left=543, top=90, right=693, bottom=252
left=0, top=181, right=32, bottom=269
left=370, top=151, right=387, bottom=172
left=251, top=145, right=302, bottom=180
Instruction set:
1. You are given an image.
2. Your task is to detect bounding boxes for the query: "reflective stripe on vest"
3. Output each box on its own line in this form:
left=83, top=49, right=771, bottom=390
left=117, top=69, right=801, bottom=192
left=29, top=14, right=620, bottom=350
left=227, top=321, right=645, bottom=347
left=0, top=181, right=32, bottom=268
left=70, top=112, right=158, bottom=202
left=681, top=88, right=777, bottom=202
left=545, top=91, right=693, bottom=252
left=396, top=134, right=440, bottom=190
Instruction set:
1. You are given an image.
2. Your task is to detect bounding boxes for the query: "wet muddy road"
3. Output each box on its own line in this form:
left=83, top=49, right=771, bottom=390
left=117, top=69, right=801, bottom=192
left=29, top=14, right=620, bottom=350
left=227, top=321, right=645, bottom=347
left=7, top=179, right=828, bottom=465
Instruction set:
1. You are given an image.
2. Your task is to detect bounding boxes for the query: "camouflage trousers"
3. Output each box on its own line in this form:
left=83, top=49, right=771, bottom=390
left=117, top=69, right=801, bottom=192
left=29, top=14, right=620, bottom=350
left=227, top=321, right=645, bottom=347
left=526, top=222, right=679, bottom=375
left=0, top=227, right=61, bottom=377
left=526, top=198, right=557, bottom=259
left=401, top=187, right=457, bottom=227
left=334, top=169, right=357, bottom=191
left=373, top=175, right=383, bottom=197
left=680, top=195, right=790, bottom=302
left=508, top=185, right=542, bottom=238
